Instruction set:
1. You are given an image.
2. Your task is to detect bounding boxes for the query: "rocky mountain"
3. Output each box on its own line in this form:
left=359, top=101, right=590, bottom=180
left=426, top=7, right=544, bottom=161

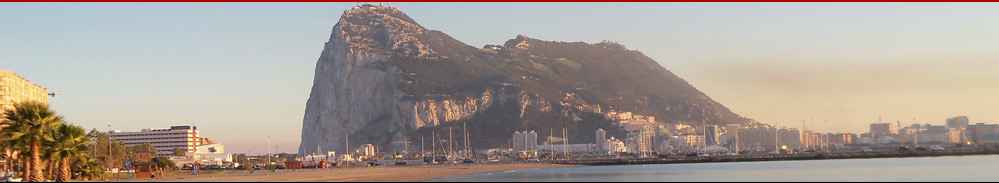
left=299, top=5, right=747, bottom=154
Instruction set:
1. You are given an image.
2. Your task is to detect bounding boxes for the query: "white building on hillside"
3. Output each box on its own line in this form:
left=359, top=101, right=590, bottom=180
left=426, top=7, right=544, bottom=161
left=606, top=137, right=627, bottom=154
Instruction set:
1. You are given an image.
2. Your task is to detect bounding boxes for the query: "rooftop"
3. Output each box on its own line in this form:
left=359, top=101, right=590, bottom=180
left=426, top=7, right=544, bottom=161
left=0, top=68, right=49, bottom=90
left=112, top=125, right=198, bottom=133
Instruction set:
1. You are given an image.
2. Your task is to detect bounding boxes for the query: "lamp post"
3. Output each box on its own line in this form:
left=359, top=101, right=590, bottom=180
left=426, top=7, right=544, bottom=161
left=266, top=136, right=271, bottom=169
left=775, top=127, right=780, bottom=154
left=107, top=122, right=115, bottom=180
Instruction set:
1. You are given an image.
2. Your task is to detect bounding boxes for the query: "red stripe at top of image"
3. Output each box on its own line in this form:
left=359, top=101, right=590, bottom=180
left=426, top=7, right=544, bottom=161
left=1, top=0, right=991, bottom=3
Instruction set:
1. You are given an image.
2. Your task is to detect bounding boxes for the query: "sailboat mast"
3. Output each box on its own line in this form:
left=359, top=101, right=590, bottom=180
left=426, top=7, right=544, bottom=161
left=463, top=122, right=470, bottom=159
left=432, top=129, right=437, bottom=159
left=549, top=128, right=554, bottom=160
left=345, top=134, right=350, bottom=158
left=563, top=127, right=568, bottom=160
left=448, top=127, right=454, bottom=159
left=404, top=137, right=409, bottom=155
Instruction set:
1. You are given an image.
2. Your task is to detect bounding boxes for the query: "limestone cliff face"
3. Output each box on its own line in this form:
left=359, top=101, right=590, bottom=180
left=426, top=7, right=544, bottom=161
left=300, top=5, right=747, bottom=154
left=410, top=89, right=493, bottom=128
left=300, top=5, right=493, bottom=154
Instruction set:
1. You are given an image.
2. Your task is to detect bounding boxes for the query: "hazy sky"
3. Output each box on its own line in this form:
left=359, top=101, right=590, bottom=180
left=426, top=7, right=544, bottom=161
left=3, top=3, right=999, bottom=153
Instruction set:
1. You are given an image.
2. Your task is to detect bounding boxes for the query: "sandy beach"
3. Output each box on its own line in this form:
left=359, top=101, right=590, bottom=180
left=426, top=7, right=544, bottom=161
left=135, top=163, right=567, bottom=182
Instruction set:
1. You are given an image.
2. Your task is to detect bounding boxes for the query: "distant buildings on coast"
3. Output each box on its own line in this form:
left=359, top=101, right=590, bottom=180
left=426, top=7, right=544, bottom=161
left=498, top=108, right=999, bottom=160
left=2, top=70, right=238, bottom=169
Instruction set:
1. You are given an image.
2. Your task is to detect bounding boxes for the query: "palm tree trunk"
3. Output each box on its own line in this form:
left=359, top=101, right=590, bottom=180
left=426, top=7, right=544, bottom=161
left=46, top=159, right=54, bottom=180
left=29, top=141, right=43, bottom=182
left=59, top=158, right=70, bottom=182
left=1, top=151, right=5, bottom=176
left=51, top=160, right=57, bottom=180
left=21, top=157, right=30, bottom=180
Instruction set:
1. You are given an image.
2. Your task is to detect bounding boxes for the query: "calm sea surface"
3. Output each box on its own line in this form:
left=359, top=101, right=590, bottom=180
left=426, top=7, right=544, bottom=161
left=435, top=155, right=999, bottom=182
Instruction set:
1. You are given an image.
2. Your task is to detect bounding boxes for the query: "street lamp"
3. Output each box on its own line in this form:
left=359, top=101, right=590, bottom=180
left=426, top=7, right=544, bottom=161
left=107, top=123, right=112, bottom=166
left=107, top=122, right=115, bottom=180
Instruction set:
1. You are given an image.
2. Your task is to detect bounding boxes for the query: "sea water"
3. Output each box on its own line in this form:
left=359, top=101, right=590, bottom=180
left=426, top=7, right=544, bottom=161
left=435, top=155, right=999, bottom=182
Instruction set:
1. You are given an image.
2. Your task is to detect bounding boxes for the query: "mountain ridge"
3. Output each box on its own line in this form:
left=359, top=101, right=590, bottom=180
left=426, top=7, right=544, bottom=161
left=299, top=5, right=747, bottom=154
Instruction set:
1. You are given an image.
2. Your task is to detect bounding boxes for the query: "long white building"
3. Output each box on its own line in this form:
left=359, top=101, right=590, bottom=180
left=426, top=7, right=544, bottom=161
left=110, top=125, right=202, bottom=156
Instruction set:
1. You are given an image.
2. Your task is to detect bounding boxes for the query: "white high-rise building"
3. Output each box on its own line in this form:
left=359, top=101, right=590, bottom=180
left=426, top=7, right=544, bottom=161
left=595, top=128, right=607, bottom=151
left=705, top=125, right=720, bottom=146
left=626, top=126, right=655, bottom=156
left=512, top=131, right=525, bottom=151
left=512, top=130, right=539, bottom=152
left=525, top=131, right=538, bottom=151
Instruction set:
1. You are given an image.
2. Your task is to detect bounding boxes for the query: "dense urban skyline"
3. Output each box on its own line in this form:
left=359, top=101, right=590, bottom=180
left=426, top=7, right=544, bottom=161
left=4, top=3, right=999, bottom=153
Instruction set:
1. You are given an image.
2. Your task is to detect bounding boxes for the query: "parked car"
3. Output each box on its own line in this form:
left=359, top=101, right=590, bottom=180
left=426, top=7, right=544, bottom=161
left=685, top=153, right=699, bottom=157
left=930, top=145, right=946, bottom=152
left=861, top=148, right=874, bottom=153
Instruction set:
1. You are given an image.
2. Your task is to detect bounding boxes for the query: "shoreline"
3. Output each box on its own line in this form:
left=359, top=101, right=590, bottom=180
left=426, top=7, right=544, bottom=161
left=104, top=152, right=999, bottom=182
left=557, top=149, right=999, bottom=166
left=115, top=151, right=999, bottom=181
left=138, top=163, right=568, bottom=182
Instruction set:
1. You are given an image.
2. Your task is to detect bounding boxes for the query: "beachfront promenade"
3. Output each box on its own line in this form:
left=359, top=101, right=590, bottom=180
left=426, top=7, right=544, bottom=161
left=130, top=163, right=565, bottom=182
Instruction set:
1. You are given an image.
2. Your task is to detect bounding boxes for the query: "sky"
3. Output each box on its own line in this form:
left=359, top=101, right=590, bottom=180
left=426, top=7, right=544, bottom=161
left=3, top=3, right=999, bottom=153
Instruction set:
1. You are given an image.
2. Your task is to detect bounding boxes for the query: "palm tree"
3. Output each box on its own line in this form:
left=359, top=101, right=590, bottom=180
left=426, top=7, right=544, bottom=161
left=150, top=157, right=176, bottom=178
left=1, top=102, right=64, bottom=182
left=1, top=114, right=31, bottom=179
left=72, top=155, right=105, bottom=181
left=0, top=132, right=8, bottom=176
left=1, top=144, right=25, bottom=178
left=47, top=124, right=89, bottom=182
